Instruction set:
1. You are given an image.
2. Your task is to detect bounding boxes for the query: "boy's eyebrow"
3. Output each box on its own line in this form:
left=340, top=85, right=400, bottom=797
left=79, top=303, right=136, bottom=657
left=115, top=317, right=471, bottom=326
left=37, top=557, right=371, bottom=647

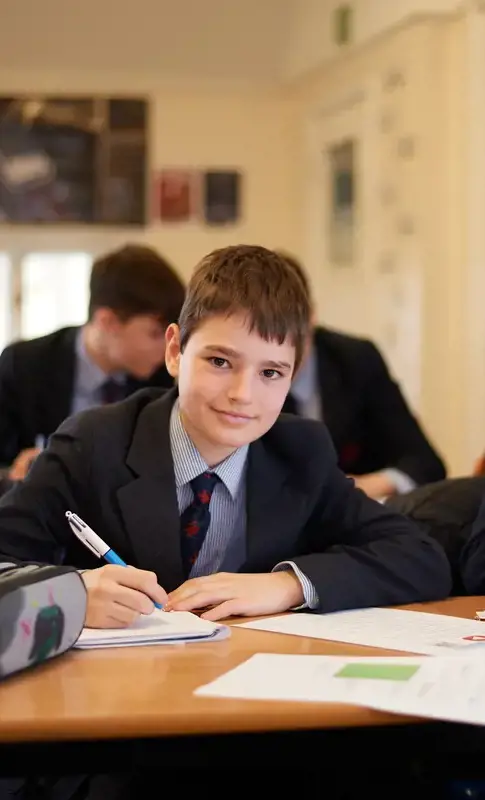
left=203, top=345, right=241, bottom=358
left=203, top=345, right=292, bottom=371
left=264, top=360, right=293, bottom=372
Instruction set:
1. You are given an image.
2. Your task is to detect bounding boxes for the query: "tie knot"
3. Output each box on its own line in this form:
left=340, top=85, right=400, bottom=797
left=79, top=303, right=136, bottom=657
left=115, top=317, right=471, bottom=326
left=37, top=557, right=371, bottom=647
left=101, top=378, right=126, bottom=404
left=190, top=471, right=219, bottom=504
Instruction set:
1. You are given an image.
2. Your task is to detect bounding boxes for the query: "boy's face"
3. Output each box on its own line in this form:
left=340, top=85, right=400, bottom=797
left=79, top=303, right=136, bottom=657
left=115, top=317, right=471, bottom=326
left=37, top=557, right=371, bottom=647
left=165, top=313, right=295, bottom=465
left=99, top=311, right=167, bottom=379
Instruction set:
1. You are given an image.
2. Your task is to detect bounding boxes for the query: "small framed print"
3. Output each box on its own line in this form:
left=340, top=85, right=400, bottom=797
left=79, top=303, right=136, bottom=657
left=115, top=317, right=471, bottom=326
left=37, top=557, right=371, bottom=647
left=154, top=169, right=199, bottom=222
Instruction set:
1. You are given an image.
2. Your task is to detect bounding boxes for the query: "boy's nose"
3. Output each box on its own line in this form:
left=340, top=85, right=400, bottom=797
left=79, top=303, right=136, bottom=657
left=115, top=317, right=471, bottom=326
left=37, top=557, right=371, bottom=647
left=228, top=372, right=253, bottom=404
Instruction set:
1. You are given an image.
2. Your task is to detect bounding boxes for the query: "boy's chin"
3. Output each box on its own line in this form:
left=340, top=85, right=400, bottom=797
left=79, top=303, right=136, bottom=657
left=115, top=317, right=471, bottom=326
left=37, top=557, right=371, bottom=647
left=209, top=421, right=272, bottom=450
left=207, top=422, right=258, bottom=448
left=212, top=430, right=255, bottom=449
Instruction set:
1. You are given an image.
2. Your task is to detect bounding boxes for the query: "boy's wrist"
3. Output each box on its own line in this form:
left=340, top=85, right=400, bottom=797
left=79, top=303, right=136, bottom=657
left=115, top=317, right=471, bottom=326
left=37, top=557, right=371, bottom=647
left=275, top=569, right=304, bottom=607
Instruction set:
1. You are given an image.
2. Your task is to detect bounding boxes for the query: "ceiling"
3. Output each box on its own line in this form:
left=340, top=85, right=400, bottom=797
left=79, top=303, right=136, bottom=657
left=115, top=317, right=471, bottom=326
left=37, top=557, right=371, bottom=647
left=0, top=0, right=300, bottom=84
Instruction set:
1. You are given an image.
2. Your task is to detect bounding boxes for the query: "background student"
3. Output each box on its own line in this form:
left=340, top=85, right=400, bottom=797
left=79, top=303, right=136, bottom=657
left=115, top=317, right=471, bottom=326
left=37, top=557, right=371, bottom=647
left=0, top=243, right=185, bottom=479
left=278, top=252, right=446, bottom=500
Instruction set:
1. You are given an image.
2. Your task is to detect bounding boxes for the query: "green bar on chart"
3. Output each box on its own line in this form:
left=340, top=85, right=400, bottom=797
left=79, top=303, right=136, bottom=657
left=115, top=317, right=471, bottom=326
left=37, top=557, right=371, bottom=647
left=335, top=663, right=420, bottom=681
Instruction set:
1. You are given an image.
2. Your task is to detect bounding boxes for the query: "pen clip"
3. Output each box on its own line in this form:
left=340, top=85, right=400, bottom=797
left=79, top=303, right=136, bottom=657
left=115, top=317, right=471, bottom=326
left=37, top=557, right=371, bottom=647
left=66, top=515, right=101, bottom=558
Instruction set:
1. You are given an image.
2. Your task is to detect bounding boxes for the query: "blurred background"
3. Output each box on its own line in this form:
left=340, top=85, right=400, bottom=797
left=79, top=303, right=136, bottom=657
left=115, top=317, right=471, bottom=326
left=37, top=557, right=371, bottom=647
left=0, top=0, right=482, bottom=477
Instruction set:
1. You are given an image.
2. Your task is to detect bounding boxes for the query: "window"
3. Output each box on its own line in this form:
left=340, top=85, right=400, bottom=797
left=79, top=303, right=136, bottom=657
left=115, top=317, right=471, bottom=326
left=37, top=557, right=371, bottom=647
left=20, top=252, right=92, bottom=339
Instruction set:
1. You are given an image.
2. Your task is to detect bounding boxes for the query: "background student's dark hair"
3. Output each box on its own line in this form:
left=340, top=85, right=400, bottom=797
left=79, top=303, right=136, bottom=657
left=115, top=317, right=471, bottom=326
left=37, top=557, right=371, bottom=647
left=178, top=244, right=312, bottom=371
left=88, top=244, right=185, bottom=325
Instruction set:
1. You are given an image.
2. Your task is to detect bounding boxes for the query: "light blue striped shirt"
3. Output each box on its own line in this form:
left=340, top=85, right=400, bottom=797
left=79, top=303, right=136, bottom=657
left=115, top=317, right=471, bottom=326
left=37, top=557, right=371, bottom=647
left=71, top=329, right=126, bottom=416
left=170, top=402, right=318, bottom=609
left=290, top=345, right=322, bottom=421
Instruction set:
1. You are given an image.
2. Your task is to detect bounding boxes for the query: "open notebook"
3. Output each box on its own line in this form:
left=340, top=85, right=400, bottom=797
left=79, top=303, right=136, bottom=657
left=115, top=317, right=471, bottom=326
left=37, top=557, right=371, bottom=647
left=75, top=610, right=230, bottom=649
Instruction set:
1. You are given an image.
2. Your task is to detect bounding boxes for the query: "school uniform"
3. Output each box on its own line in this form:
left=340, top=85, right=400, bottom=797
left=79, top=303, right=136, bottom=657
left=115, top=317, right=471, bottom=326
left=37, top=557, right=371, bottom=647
left=0, top=326, right=173, bottom=466
left=0, top=388, right=452, bottom=610
left=460, top=491, right=485, bottom=594
left=283, top=327, right=446, bottom=488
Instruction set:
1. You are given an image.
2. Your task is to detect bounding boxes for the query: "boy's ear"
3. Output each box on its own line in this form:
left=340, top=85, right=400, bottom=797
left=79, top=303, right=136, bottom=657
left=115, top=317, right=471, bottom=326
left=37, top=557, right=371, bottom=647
left=165, top=323, right=181, bottom=378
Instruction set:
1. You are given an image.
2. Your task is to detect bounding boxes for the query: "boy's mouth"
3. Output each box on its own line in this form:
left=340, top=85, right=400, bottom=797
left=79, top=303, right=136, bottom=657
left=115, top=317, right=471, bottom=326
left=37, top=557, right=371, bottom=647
left=212, top=408, right=254, bottom=422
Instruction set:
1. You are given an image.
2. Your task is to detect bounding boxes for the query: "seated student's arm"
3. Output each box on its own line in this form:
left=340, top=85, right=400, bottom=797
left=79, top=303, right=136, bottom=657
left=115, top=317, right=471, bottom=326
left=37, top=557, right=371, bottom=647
left=357, top=340, right=446, bottom=491
left=0, top=420, right=166, bottom=628
left=460, top=493, right=485, bottom=594
left=288, top=466, right=452, bottom=613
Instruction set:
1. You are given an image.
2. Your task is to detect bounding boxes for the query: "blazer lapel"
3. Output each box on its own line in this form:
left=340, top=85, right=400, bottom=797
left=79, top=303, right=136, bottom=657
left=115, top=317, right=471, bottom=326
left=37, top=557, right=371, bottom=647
left=116, top=390, right=185, bottom=592
left=42, top=328, right=78, bottom=434
left=242, top=437, right=308, bottom=572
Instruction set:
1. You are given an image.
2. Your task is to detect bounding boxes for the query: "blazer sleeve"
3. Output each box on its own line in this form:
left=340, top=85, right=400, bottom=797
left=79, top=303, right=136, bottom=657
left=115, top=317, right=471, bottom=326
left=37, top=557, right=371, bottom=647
left=291, top=454, right=452, bottom=612
left=361, top=341, right=446, bottom=485
left=0, top=344, right=26, bottom=466
left=460, top=493, right=485, bottom=593
left=0, top=418, right=92, bottom=567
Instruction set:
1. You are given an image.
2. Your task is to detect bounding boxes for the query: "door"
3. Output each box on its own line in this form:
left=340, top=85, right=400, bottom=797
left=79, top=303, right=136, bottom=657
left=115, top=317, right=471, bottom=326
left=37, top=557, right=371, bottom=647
left=304, top=85, right=422, bottom=407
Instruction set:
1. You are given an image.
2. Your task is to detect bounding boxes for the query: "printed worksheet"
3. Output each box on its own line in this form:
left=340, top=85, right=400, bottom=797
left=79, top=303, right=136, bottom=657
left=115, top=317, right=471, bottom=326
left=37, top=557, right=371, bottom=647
left=236, top=608, right=485, bottom=655
left=195, top=653, right=485, bottom=726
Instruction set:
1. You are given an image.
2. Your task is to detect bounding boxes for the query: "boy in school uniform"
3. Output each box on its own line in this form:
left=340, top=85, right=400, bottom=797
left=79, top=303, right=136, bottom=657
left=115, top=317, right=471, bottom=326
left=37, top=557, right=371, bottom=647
left=0, top=244, right=451, bottom=627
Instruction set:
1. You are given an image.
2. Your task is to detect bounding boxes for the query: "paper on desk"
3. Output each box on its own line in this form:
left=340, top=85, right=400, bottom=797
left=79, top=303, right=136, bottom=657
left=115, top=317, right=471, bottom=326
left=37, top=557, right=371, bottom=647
left=75, top=609, right=230, bottom=649
left=195, top=652, right=485, bottom=726
left=236, top=607, right=485, bottom=656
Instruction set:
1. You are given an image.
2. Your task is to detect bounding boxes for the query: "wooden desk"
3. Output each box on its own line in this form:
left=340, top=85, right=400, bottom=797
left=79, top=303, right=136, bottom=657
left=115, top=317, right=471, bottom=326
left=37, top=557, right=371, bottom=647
left=1, top=596, right=485, bottom=775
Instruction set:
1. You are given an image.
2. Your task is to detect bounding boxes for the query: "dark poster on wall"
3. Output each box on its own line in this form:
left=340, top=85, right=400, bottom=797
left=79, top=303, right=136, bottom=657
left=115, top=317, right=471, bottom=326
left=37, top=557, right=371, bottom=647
left=0, top=97, right=148, bottom=225
left=203, top=170, right=241, bottom=224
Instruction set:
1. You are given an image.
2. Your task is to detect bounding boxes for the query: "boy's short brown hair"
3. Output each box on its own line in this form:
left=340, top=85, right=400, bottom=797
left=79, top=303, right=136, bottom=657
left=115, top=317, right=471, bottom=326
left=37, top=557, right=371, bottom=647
left=178, top=244, right=311, bottom=370
left=88, top=244, right=185, bottom=325
left=275, top=251, right=312, bottom=299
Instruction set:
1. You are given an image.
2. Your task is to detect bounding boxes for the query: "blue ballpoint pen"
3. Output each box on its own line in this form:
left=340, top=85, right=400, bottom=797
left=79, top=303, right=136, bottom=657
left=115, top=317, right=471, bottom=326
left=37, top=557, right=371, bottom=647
left=66, top=511, right=163, bottom=609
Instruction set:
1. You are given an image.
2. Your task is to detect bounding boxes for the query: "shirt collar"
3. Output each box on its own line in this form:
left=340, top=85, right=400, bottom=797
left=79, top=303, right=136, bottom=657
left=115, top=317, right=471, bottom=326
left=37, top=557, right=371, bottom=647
left=290, top=343, right=318, bottom=404
left=75, top=328, right=125, bottom=392
left=169, top=400, right=248, bottom=499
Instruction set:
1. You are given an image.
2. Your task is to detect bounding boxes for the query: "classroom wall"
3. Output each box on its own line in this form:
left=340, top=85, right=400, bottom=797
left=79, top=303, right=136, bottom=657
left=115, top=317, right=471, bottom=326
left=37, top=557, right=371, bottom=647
left=287, top=11, right=477, bottom=476
left=284, top=0, right=463, bottom=81
left=0, top=71, right=298, bottom=281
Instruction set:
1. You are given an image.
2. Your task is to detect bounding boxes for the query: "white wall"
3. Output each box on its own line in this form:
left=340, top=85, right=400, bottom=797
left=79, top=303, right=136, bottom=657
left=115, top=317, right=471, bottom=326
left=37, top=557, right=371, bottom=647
left=0, top=71, right=298, bottom=282
left=285, top=0, right=464, bottom=81
left=289, top=10, right=481, bottom=476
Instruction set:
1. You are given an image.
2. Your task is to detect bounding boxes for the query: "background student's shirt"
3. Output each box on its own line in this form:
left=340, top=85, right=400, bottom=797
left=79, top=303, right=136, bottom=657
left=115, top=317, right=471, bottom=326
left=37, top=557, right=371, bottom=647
left=290, top=343, right=416, bottom=495
left=71, top=331, right=126, bottom=415
left=170, top=401, right=318, bottom=608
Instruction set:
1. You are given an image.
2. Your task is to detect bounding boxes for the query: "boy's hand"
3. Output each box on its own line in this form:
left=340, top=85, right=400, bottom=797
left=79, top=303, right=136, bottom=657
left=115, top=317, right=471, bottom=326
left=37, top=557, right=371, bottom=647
left=349, top=472, right=395, bottom=500
left=164, top=571, right=303, bottom=621
left=81, top=565, right=167, bottom=628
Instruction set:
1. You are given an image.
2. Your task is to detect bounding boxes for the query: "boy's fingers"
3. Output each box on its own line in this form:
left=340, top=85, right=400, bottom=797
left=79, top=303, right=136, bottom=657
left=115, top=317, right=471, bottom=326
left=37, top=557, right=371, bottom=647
left=104, top=566, right=167, bottom=605
left=200, top=600, right=241, bottom=621
left=107, top=583, right=155, bottom=615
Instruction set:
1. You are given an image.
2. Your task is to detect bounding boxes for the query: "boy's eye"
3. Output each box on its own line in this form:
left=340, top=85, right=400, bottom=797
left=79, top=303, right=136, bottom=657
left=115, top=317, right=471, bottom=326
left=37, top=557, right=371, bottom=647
left=262, top=369, right=282, bottom=380
left=209, top=357, right=229, bottom=368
